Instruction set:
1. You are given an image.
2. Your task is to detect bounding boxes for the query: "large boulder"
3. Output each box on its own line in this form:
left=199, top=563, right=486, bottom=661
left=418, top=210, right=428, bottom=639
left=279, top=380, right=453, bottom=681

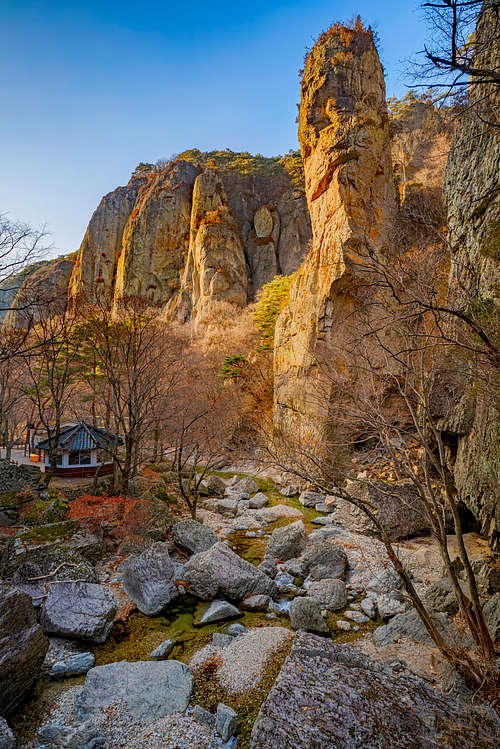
left=298, top=491, right=325, bottom=508
left=306, top=579, right=347, bottom=611
left=333, top=480, right=429, bottom=540
left=182, top=542, right=277, bottom=601
left=249, top=493, right=269, bottom=510
left=0, top=540, right=97, bottom=583
left=0, top=583, right=48, bottom=716
left=266, top=521, right=307, bottom=562
left=121, top=542, right=177, bottom=615
left=424, top=578, right=466, bottom=615
left=251, top=633, right=500, bottom=748
left=373, top=608, right=455, bottom=648
left=291, top=537, right=348, bottom=581
left=482, top=593, right=500, bottom=642
left=230, top=477, right=259, bottom=495
left=172, top=520, right=218, bottom=555
left=40, top=582, right=116, bottom=644
left=289, top=597, right=329, bottom=635
left=75, top=660, right=193, bottom=722
left=203, top=475, right=226, bottom=496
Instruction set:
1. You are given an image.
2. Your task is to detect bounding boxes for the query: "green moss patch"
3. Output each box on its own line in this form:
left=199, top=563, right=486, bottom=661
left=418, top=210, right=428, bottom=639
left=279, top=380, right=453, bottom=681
left=20, top=520, right=74, bottom=546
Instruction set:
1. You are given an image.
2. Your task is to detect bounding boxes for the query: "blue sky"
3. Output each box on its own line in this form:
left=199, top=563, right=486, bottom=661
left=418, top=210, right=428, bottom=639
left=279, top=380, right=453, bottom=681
left=1, top=1, right=427, bottom=257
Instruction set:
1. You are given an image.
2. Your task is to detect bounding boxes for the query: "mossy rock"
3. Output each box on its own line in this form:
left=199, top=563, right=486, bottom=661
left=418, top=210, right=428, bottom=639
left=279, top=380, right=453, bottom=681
left=0, top=490, right=35, bottom=511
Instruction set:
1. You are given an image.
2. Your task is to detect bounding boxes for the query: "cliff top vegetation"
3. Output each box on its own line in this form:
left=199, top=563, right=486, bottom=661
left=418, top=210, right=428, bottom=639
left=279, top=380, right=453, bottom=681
left=131, top=149, right=305, bottom=188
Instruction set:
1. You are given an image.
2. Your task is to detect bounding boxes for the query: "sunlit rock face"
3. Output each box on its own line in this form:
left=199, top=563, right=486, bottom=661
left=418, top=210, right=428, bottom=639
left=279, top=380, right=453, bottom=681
left=167, top=168, right=248, bottom=324
left=69, top=154, right=312, bottom=314
left=69, top=176, right=149, bottom=303
left=274, top=23, right=395, bottom=437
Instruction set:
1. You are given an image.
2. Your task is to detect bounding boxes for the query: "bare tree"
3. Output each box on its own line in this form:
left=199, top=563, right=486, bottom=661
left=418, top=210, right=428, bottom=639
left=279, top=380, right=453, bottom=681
left=416, top=0, right=500, bottom=98
left=21, top=299, right=83, bottom=480
left=262, top=241, right=498, bottom=692
left=83, top=296, right=183, bottom=495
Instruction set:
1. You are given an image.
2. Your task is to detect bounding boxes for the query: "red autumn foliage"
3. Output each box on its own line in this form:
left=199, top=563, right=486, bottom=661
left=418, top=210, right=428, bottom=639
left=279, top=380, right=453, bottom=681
left=68, top=494, right=153, bottom=540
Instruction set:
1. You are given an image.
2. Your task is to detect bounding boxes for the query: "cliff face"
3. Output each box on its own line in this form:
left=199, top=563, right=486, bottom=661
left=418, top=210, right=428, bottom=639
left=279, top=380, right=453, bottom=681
left=69, top=177, right=148, bottom=302
left=167, top=169, right=247, bottom=323
left=3, top=256, right=75, bottom=328
left=442, top=1, right=500, bottom=551
left=69, top=152, right=312, bottom=313
left=274, top=24, right=395, bottom=435
left=113, top=162, right=199, bottom=306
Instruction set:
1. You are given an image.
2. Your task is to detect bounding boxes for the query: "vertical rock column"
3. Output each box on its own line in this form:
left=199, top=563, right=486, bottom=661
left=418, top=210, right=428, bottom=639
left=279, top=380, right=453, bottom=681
left=167, top=168, right=248, bottom=324
left=273, top=22, right=394, bottom=436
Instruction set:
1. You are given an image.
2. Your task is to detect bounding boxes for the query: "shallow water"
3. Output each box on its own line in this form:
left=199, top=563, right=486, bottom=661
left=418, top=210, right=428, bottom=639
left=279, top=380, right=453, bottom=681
left=94, top=596, right=290, bottom=666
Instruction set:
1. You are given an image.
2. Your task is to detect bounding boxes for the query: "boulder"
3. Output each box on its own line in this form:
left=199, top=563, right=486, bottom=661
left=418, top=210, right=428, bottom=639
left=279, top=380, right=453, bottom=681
left=279, top=485, right=299, bottom=497
left=0, top=583, right=48, bottom=716
left=75, top=660, right=193, bottom=722
left=360, top=595, right=377, bottom=619
left=251, top=633, right=500, bottom=748
left=0, top=718, right=15, bottom=749
left=216, top=703, right=238, bottom=742
left=424, top=578, right=463, bottom=615
left=36, top=720, right=104, bottom=749
left=373, top=609, right=454, bottom=648
left=241, top=594, right=270, bottom=611
left=172, top=520, right=218, bottom=555
left=266, top=521, right=307, bottom=562
left=231, top=477, right=259, bottom=495
left=298, top=491, right=325, bottom=508
left=215, top=498, right=239, bottom=516
left=121, top=542, right=177, bottom=615
left=198, top=600, right=240, bottom=625
left=249, top=492, right=269, bottom=509
left=11, top=562, right=46, bottom=606
left=227, top=622, right=246, bottom=636
left=333, top=480, right=429, bottom=540
left=296, top=538, right=348, bottom=581
left=49, top=652, right=95, bottom=679
left=482, top=593, right=499, bottom=641
left=40, top=582, right=116, bottom=644
left=149, top=639, right=175, bottom=660
left=344, top=610, right=369, bottom=624
left=0, top=543, right=97, bottom=585
left=376, top=593, right=408, bottom=620
left=306, top=579, right=347, bottom=611
left=366, top=569, right=402, bottom=595
left=192, top=705, right=215, bottom=727
left=204, top=475, right=226, bottom=496
left=182, top=542, right=276, bottom=601
left=289, top=597, right=329, bottom=634
left=259, top=505, right=303, bottom=522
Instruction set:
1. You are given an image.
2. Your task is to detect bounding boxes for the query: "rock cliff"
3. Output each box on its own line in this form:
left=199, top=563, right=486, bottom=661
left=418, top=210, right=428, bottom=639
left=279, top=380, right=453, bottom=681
left=166, top=169, right=247, bottom=323
left=69, top=177, right=148, bottom=302
left=69, top=151, right=312, bottom=312
left=3, top=255, right=75, bottom=328
left=274, top=22, right=395, bottom=435
left=442, top=0, right=500, bottom=552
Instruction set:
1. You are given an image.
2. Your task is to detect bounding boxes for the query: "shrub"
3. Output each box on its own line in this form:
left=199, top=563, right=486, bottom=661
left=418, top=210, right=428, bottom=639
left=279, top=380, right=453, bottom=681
left=253, top=274, right=296, bottom=351
left=220, top=354, right=248, bottom=379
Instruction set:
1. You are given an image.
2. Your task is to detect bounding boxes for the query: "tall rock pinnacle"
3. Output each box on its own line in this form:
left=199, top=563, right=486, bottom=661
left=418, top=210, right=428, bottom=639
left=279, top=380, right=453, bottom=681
left=274, top=21, right=395, bottom=436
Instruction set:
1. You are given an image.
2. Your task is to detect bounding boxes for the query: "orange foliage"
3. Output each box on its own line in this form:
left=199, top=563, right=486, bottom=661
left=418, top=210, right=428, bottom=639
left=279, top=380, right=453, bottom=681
left=299, top=15, right=373, bottom=80
left=68, top=494, right=153, bottom=539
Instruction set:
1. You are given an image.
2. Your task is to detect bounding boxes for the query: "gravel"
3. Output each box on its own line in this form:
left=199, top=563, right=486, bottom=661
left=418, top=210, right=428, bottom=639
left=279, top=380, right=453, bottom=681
left=190, top=626, right=293, bottom=694
left=23, top=688, right=234, bottom=749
